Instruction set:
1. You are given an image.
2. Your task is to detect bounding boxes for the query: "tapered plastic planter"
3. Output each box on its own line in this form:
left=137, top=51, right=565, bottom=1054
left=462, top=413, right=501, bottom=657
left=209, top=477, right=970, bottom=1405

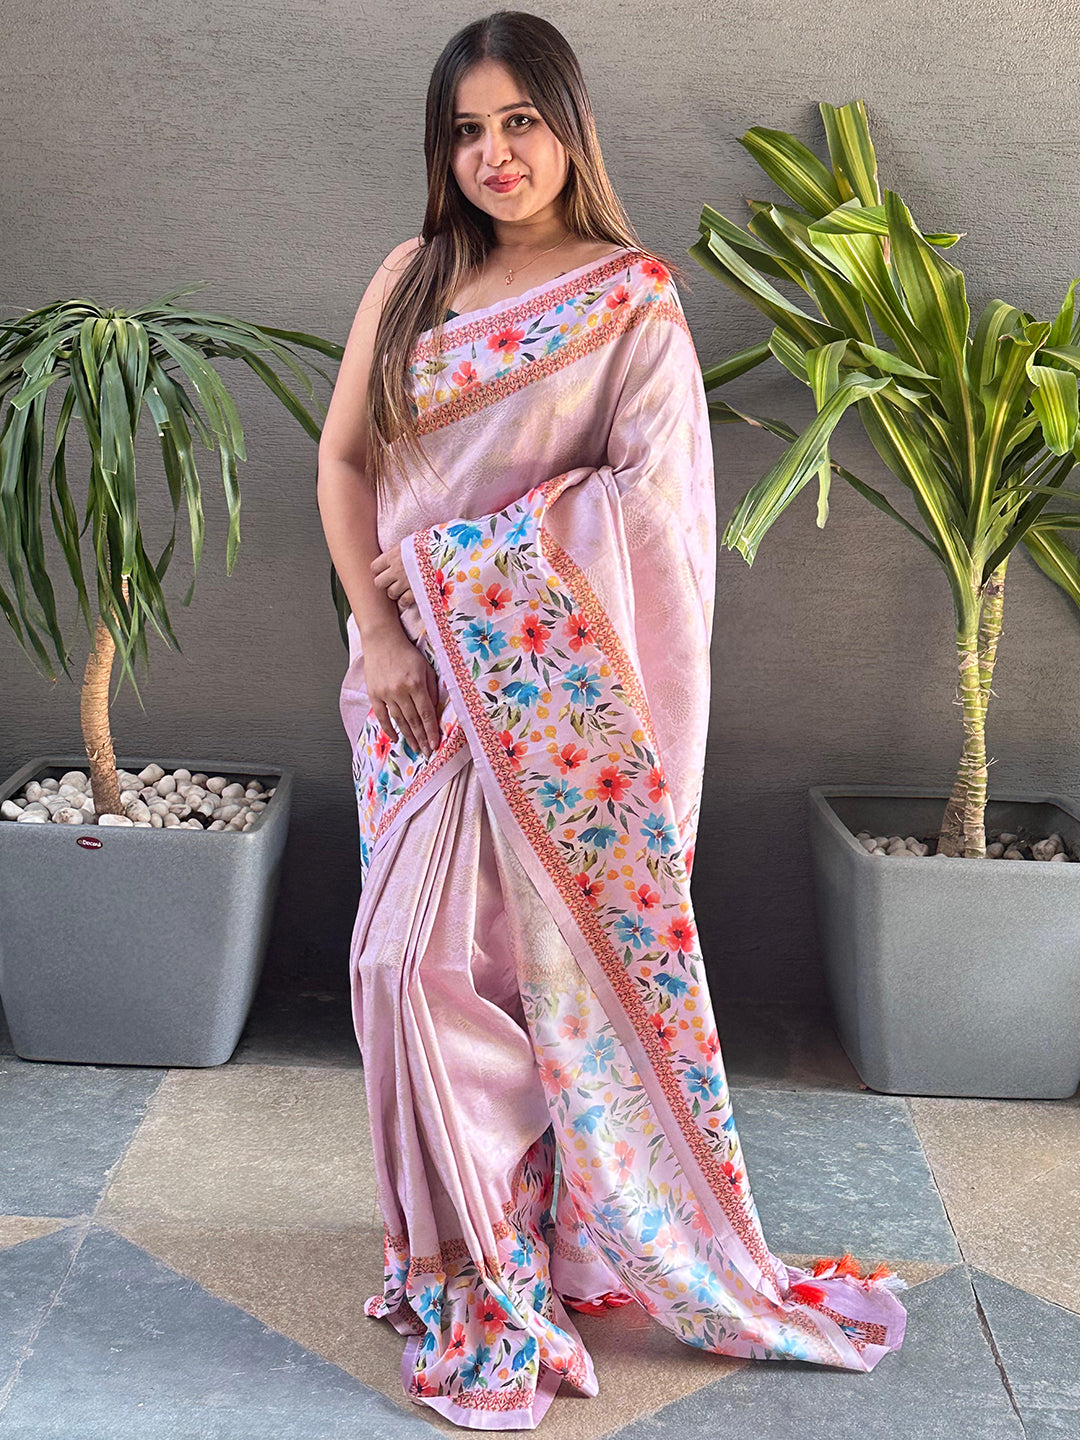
left=0, top=753, right=292, bottom=1067
left=808, top=784, right=1080, bottom=1100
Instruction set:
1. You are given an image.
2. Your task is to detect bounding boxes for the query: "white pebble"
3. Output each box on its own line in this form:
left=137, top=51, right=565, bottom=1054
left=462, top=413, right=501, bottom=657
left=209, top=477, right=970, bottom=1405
left=1049, top=852, right=1068, bottom=862
left=207, top=819, right=227, bottom=830
left=43, top=794, right=71, bottom=814
left=162, top=813, right=180, bottom=828
left=25, top=782, right=44, bottom=802
left=59, top=770, right=87, bottom=789
left=217, top=803, right=242, bottom=822
left=221, top=782, right=246, bottom=800
left=149, top=813, right=164, bottom=828
left=998, top=832, right=1017, bottom=846
left=138, top=764, right=165, bottom=784
left=174, top=768, right=192, bottom=782
left=182, top=818, right=203, bottom=829
left=123, top=800, right=152, bottom=823
left=154, top=775, right=177, bottom=796
left=192, top=773, right=209, bottom=787
left=40, top=778, right=59, bottom=792
left=1003, top=845, right=1025, bottom=860
left=857, top=837, right=876, bottom=853
left=265, top=787, right=275, bottom=797
left=133, top=819, right=153, bottom=827
left=119, top=788, right=141, bottom=806
left=196, top=798, right=217, bottom=817
left=206, top=776, right=227, bottom=794
left=16, top=809, right=48, bottom=822
left=54, top=807, right=85, bottom=824
left=248, top=800, right=267, bottom=812
left=99, top=813, right=134, bottom=827
left=1, top=799, right=25, bottom=819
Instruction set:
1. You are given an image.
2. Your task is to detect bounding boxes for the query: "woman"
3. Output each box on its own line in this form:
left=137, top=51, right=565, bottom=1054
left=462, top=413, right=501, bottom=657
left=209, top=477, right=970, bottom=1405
left=317, top=10, right=907, bottom=1429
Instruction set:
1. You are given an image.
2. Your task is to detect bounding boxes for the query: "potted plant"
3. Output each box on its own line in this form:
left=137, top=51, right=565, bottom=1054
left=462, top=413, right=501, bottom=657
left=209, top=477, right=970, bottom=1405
left=0, top=285, right=342, bottom=1066
left=692, top=99, right=1080, bottom=1099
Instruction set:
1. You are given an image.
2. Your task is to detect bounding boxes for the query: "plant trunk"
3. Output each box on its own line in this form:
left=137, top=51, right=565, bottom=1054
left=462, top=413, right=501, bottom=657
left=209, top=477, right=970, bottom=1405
left=937, top=561, right=1006, bottom=857
left=81, top=577, right=129, bottom=817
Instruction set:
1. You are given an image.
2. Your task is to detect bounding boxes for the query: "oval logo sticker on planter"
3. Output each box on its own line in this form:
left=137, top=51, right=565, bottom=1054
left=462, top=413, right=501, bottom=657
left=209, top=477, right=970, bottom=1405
left=75, top=835, right=103, bottom=850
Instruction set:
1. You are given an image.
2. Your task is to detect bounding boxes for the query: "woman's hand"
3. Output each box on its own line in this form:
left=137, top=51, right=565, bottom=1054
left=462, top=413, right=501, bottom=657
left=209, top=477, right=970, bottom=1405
left=371, top=541, right=414, bottom=610
left=363, top=619, right=442, bottom=759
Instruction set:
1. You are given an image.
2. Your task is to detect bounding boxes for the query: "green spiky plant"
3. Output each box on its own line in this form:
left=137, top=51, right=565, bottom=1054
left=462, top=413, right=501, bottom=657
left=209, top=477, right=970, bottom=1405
left=692, top=99, right=1080, bottom=858
left=0, top=284, right=345, bottom=818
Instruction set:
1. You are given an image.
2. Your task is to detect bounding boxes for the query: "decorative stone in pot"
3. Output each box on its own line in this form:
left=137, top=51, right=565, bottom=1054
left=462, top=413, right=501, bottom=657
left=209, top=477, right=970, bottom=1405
left=0, top=753, right=292, bottom=1067
left=808, top=783, right=1080, bottom=1100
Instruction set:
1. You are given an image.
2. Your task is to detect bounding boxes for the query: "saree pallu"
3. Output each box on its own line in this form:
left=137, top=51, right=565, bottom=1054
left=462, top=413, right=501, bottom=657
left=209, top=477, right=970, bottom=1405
left=339, top=246, right=907, bottom=1429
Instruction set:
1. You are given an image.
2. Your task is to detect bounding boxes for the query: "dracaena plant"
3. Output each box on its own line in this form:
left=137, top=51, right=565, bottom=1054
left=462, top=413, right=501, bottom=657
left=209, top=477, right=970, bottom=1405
left=692, top=99, right=1080, bottom=859
left=0, top=284, right=344, bottom=818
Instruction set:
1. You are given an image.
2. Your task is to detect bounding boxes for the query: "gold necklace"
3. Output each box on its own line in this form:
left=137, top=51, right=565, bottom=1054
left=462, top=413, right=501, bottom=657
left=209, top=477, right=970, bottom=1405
left=496, top=232, right=572, bottom=285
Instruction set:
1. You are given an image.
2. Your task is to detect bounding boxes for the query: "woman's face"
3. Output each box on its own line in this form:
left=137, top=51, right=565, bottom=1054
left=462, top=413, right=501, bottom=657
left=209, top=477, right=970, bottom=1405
left=450, top=59, right=569, bottom=232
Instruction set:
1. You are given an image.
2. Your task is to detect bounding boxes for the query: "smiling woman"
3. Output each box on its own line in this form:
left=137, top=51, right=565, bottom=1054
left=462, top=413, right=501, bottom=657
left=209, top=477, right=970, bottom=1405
left=315, top=9, right=908, bottom=1430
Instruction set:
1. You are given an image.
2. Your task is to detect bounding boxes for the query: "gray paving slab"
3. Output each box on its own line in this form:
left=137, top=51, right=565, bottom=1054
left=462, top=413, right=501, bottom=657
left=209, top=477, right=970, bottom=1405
left=0, top=1057, right=164, bottom=1217
left=0, top=1226, right=438, bottom=1440
left=230, top=986, right=362, bottom=1068
left=730, top=1086, right=960, bottom=1261
left=610, top=1265, right=1024, bottom=1440
left=971, top=1267, right=1080, bottom=1439
left=0, top=1225, right=82, bottom=1391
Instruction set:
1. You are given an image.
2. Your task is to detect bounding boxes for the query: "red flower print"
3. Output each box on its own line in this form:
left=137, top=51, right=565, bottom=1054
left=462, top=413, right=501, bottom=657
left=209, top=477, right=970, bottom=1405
left=482, top=583, right=511, bottom=615
left=721, top=1159, right=743, bottom=1193
left=496, top=729, right=528, bottom=770
left=650, top=1012, right=677, bottom=1051
left=446, top=1322, right=467, bottom=1357
left=375, top=730, right=392, bottom=761
left=539, top=1057, right=572, bottom=1093
left=476, top=1296, right=506, bottom=1333
left=575, top=871, right=604, bottom=908
left=684, top=843, right=695, bottom=877
left=565, top=612, right=593, bottom=652
left=641, top=259, right=671, bottom=285
left=451, top=359, right=480, bottom=390
left=690, top=1205, right=713, bottom=1238
left=555, top=743, right=587, bottom=774
left=434, top=569, right=455, bottom=608
left=632, top=883, right=660, bottom=912
left=661, top=917, right=696, bottom=953
left=699, top=1030, right=720, bottom=1061
left=487, top=325, right=526, bottom=357
left=613, top=1139, right=635, bottom=1183
left=647, top=765, right=667, bottom=802
left=410, top=1371, right=440, bottom=1398
left=605, top=283, right=632, bottom=313
left=520, top=616, right=551, bottom=654
left=560, top=1014, right=585, bottom=1039
left=597, top=765, right=631, bottom=803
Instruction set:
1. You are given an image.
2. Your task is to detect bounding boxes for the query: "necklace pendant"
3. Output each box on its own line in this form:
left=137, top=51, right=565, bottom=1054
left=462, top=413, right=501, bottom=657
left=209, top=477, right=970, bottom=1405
left=505, top=269, right=513, bottom=284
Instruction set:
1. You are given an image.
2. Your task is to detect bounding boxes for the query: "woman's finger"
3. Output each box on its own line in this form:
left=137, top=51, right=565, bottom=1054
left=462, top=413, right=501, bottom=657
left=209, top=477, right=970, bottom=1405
left=372, top=700, right=394, bottom=740
left=414, top=680, right=440, bottom=755
left=395, top=694, right=429, bottom=758
left=385, top=701, right=417, bottom=755
left=387, top=578, right=409, bottom=601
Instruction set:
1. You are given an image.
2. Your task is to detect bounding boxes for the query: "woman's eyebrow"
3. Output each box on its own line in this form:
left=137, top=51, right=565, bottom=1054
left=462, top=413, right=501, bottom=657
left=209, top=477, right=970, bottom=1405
left=453, top=101, right=537, bottom=119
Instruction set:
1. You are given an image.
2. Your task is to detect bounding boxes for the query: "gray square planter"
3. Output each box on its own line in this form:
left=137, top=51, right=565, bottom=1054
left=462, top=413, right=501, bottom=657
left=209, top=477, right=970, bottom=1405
left=808, top=784, right=1080, bottom=1100
left=0, top=754, right=292, bottom=1067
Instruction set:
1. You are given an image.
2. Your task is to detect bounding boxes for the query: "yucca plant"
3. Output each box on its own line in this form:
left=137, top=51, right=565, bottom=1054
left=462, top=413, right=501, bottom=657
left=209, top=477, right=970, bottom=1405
left=0, top=284, right=343, bottom=817
left=692, top=99, right=1080, bottom=858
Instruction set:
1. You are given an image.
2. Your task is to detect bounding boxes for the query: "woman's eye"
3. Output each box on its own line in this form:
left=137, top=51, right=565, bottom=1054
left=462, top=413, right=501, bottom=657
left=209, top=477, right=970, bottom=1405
left=454, top=115, right=534, bottom=138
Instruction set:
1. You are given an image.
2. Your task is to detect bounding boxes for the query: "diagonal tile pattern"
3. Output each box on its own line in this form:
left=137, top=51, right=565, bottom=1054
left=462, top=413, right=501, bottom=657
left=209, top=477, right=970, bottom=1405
left=0, top=993, right=1076, bottom=1438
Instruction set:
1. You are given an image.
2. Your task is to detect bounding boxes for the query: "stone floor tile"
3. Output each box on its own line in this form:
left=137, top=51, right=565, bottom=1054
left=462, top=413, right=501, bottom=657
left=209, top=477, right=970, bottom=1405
left=0, top=1057, right=165, bottom=1218
left=0, top=1218, right=72, bottom=1253
left=909, top=1095, right=1080, bottom=1313
left=96, top=1065, right=376, bottom=1229
left=731, top=1087, right=960, bottom=1262
left=716, top=1003, right=864, bottom=1090
left=0, top=1224, right=83, bottom=1391
left=0, top=1226, right=438, bottom=1440
left=610, top=1264, right=1024, bottom=1440
left=970, top=1268, right=1080, bottom=1440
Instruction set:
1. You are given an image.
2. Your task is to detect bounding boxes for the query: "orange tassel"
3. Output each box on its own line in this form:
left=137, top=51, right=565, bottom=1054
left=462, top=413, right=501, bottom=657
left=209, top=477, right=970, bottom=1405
left=788, top=1280, right=828, bottom=1306
left=835, top=1253, right=864, bottom=1278
left=866, top=1263, right=895, bottom=1283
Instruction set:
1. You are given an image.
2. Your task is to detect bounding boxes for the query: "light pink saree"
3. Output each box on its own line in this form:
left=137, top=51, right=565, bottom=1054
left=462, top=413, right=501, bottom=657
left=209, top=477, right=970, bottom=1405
left=339, top=245, right=907, bottom=1429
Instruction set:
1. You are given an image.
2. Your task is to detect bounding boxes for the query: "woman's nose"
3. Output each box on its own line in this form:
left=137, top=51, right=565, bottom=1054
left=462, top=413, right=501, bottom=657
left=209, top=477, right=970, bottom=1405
left=481, top=128, right=513, bottom=165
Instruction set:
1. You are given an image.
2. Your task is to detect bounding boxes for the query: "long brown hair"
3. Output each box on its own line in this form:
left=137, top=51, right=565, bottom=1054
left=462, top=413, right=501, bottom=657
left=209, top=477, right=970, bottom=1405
left=366, top=9, right=687, bottom=495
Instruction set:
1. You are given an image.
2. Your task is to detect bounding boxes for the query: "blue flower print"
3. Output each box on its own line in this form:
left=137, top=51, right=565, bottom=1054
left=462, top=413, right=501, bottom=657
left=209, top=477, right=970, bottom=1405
left=595, top=1201, right=622, bottom=1231
left=561, top=664, right=602, bottom=707
left=459, top=1345, right=491, bottom=1387
left=538, top=778, right=583, bottom=814
left=511, top=1335, right=539, bottom=1372
left=572, top=1104, right=606, bottom=1135
left=447, top=520, right=483, bottom=549
left=689, top=1263, right=723, bottom=1303
left=654, top=971, right=689, bottom=997
left=417, top=1285, right=442, bottom=1323
left=503, top=678, right=540, bottom=706
left=509, top=1236, right=536, bottom=1268
left=639, top=1207, right=664, bottom=1243
left=580, top=823, right=617, bottom=849
left=615, top=914, right=656, bottom=950
left=581, top=1034, right=616, bottom=1075
left=532, top=1280, right=547, bottom=1312
left=685, top=1065, right=723, bottom=1099
left=642, top=812, right=677, bottom=854
left=375, top=771, right=392, bottom=804
left=506, top=511, right=532, bottom=547
left=463, top=619, right=508, bottom=661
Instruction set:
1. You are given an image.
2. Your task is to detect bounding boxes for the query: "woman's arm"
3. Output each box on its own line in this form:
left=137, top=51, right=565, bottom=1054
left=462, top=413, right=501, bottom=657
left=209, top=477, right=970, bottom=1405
left=316, top=238, right=441, bottom=758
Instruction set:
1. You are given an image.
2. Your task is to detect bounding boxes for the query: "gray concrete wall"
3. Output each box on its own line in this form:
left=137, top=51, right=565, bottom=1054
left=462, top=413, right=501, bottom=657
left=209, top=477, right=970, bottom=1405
left=2, top=0, right=1079, bottom=1008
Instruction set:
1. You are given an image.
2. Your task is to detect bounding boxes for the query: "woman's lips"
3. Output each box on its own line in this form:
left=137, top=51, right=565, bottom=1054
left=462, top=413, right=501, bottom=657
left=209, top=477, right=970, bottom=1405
left=484, top=175, right=523, bottom=192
